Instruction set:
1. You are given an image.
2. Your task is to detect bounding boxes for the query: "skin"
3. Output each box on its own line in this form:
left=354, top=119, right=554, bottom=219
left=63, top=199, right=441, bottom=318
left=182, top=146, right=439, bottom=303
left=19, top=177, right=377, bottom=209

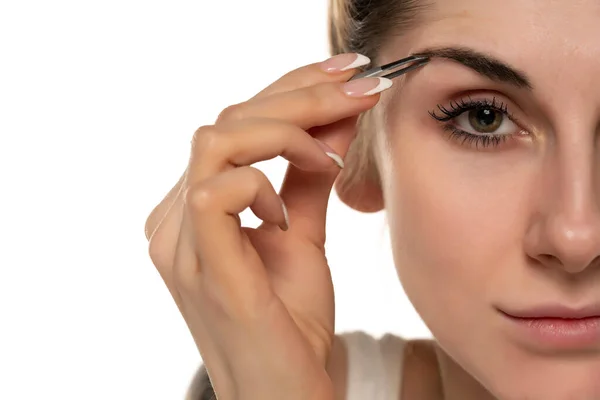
left=145, top=58, right=386, bottom=400
left=345, top=0, right=600, bottom=398
left=146, top=1, right=600, bottom=399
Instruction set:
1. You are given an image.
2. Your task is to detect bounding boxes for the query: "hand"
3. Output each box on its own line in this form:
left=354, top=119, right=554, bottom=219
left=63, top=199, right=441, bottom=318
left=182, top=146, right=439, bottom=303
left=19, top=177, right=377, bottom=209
left=145, top=54, right=391, bottom=400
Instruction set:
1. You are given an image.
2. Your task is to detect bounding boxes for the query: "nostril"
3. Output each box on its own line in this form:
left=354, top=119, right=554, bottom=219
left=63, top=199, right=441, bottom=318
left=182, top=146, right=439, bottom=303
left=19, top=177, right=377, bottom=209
left=535, top=253, right=561, bottom=267
left=590, top=255, right=600, bottom=268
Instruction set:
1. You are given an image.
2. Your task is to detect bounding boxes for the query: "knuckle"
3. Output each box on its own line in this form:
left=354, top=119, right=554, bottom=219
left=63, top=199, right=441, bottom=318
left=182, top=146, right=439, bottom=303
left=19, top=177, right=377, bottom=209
left=184, top=184, right=217, bottom=215
left=246, top=165, right=264, bottom=180
left=191, top=125, right=221, bottom=153
left=216, top=103, right=244, bottom=122
left=245, top=167, right=267, bottom=189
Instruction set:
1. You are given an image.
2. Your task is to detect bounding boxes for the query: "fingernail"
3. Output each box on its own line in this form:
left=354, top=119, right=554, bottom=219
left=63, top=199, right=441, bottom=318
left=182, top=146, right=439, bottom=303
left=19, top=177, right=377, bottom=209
left=320, top=53, right=371, bottom=73
left=342, top=77, right=393, bottom=97
left=314, top=139, right=344, bottom=169
left=279, top=198, right=289, bottom=231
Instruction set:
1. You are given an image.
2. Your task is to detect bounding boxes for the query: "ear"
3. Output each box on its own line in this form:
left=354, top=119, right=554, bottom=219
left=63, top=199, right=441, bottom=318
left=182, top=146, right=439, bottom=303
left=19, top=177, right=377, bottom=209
left=334, top=110, right=386, bottom=213
left=334, top=163, right=384, bottom=213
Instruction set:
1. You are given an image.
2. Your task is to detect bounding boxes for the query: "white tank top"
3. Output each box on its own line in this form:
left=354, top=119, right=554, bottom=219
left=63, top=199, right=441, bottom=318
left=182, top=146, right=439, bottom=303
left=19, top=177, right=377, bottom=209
left=186, top=331, right=406, bottom=400
left=340, top=331, right=406, bottom=400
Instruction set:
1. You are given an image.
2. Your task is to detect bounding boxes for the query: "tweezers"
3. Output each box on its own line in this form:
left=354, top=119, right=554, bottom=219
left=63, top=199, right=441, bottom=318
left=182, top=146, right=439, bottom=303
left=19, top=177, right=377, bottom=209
left=349, top=55, right=430, bottom=81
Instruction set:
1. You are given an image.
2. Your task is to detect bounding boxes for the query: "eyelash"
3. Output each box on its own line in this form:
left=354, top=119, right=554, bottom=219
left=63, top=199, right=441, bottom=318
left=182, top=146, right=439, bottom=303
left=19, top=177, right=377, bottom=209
left=428, top=97, right=517, bottom=148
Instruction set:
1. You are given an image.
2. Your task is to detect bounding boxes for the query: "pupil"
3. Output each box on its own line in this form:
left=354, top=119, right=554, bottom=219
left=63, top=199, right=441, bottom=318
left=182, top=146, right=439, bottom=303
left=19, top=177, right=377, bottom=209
left=468, top=107, right=502, bottom=133
left=477, top=109, right=495, bottom=126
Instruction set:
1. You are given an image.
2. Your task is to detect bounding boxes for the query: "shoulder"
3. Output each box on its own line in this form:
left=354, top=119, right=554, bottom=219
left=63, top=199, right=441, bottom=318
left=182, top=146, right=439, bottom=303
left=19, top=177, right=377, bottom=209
left=330, top=332, right=441, bottom=400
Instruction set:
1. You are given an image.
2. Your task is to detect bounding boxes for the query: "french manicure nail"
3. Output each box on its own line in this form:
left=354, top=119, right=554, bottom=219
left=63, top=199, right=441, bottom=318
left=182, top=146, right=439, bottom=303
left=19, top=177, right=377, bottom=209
left=279, top=198, right=289, bottom=231
left=320, top=53, right=371, bottom=73
left=342, top=77, right=393, bottom=97
left=314, top=139, right=344, bottom=169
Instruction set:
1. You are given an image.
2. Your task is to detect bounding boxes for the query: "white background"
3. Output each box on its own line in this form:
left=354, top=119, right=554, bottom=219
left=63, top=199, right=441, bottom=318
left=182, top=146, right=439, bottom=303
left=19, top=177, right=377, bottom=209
left=0, top=1, right=431, bottom=398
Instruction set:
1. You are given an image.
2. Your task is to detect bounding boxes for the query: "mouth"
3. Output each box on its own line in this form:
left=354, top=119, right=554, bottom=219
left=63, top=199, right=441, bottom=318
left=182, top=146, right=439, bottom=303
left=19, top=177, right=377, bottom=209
left=498, top=304, right=600, bottom=350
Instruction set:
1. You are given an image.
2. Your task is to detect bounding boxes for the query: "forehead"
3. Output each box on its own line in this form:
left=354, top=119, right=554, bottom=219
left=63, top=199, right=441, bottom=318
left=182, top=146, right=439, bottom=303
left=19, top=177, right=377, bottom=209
left=419, top=0, right=600, bottom=44
left=384, top=1, right=600, bottom=70
left=380, top=0, right=600, bottom=114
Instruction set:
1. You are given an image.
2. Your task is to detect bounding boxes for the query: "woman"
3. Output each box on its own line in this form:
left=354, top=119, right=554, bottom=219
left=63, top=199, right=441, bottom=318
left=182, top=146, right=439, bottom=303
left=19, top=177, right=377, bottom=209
left=144, top=0, right=600, bottom=398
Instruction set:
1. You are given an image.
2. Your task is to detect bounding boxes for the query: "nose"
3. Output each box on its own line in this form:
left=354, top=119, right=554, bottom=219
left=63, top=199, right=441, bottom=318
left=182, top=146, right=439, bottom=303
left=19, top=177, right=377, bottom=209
left=525, top=144, right=600, bottom=274
left=528, top=211, right=600, bottom=273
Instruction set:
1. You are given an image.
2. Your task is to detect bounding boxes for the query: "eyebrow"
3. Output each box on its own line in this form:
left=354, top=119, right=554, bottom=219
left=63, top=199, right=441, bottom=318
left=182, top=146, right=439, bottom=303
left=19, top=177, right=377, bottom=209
left=412, top=46, right=533, bottom=90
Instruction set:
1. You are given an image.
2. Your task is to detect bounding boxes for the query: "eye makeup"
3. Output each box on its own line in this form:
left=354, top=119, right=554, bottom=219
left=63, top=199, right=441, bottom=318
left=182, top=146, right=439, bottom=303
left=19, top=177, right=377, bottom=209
left=428, top=95, right=529, bottom=149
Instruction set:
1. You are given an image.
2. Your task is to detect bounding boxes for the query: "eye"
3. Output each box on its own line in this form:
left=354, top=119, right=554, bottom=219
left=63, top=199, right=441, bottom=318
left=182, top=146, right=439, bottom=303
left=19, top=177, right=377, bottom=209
left=429, top=97, right=528, bottom=149
left=453, top=106, right=518, bottom=135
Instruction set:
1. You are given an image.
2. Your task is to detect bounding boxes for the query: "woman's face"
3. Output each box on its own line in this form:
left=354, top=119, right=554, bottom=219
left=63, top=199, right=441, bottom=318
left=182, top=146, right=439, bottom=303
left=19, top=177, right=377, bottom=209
left=378, top=0, right=600, bottom=398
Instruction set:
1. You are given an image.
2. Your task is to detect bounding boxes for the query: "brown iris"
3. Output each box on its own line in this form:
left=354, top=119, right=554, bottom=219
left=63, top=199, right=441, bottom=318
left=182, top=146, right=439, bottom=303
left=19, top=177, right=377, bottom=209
left=468, top=108, right=502, bottom=133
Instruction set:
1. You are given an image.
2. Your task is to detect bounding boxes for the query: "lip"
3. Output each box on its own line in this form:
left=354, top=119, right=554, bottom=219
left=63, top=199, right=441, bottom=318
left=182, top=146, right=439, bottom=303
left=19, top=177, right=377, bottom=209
left=498, top=304, right=600, bottom=350
left=501, top=304, right=600, bottom=319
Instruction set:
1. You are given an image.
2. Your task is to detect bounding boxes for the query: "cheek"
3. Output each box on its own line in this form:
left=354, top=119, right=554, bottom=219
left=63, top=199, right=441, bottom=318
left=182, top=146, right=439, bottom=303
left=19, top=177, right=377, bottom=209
left=382, top=118, right=534, bottom=332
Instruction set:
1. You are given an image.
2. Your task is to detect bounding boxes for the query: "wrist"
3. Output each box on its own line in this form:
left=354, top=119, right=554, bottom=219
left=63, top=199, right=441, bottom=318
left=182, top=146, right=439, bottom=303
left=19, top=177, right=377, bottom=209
left=232, top=374, right=334, bottom=400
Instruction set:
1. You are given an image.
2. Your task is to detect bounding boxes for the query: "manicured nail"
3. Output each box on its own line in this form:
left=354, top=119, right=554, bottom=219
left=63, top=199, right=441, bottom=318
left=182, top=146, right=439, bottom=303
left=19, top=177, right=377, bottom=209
left=342, top=77, right=393, bottom=97
left=314, top=139, right=344, bottom=169
left=279, top=198, right=289, bottom=231
left=320, top=53, right=371, bottom=73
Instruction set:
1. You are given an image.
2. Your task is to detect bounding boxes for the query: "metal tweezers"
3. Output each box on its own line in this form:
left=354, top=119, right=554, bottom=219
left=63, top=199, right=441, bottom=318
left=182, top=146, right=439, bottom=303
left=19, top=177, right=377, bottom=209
left=349, top=55, right=430, bottom=81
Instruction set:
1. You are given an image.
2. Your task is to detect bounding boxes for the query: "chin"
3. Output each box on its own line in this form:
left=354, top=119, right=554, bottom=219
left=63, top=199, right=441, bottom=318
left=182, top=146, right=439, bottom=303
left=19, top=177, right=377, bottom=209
left=458, top=342, right=600, bottom=400
left=488, top=378, right=600, bottom=400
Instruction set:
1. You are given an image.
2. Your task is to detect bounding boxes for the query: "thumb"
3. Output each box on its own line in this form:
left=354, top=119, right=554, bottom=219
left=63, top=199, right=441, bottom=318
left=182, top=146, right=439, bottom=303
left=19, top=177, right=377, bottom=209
left=276, top=115, right=359, bottom=243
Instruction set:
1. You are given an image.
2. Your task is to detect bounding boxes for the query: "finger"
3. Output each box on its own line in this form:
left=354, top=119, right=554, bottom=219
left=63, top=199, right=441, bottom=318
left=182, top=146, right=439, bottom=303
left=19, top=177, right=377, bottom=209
left=174, top=166, right=285, bottom=301
left=277, top=116, right=360, bottom=243
left=187, top=119, right=342, bottom=185
left=215, top=78, right=393, bottom=243
left=148, top=53, right=368, bottom=237
left=147, top=180, right=186, bottom=276
left=147, top=70, right=360, bottom=262
left=152, top=61, right=378, bottom=282
left=216, top=77, right=390, bottom=129
left=146, top=60, right=364, bottom=269
left=147, top=170, right=188, bottom=306
left=146, top=174, right=188, bottom=312
left=250, top=53, right=371, bottom=100
left=145, top=172, right=186, bottom=241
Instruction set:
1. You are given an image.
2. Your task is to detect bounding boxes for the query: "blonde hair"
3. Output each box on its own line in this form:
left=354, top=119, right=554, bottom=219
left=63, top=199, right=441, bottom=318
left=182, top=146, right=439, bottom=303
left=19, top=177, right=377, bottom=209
left=327, top=0, right=428, bottom=192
